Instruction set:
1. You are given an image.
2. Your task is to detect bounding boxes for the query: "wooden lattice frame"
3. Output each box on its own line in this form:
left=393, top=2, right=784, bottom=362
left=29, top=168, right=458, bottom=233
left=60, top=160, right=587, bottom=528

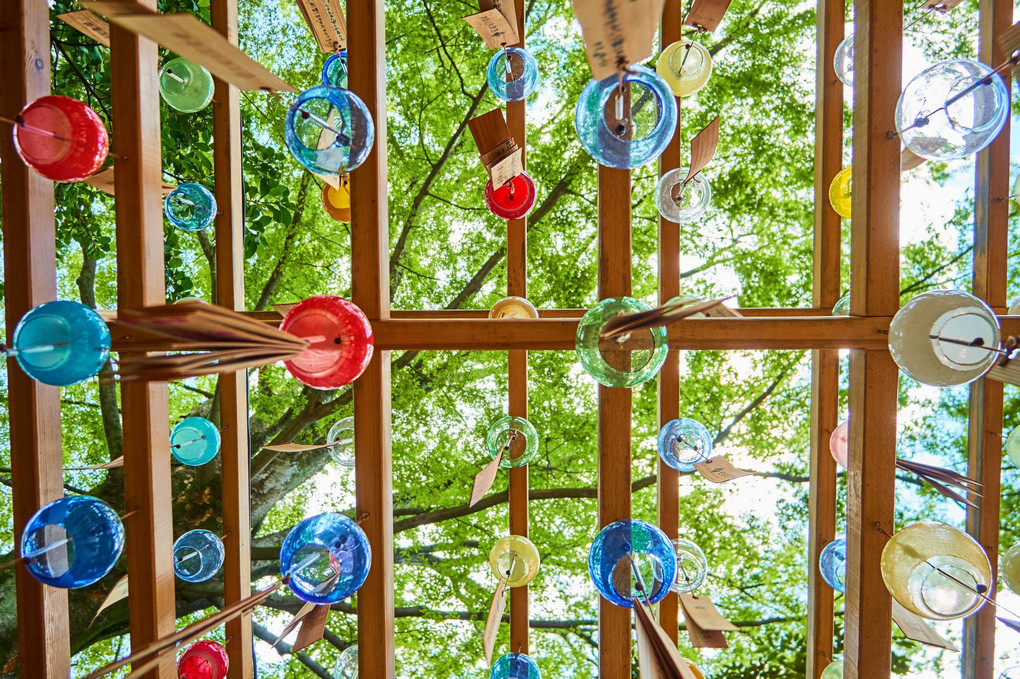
left=0, top=0, right=1013, bottom=678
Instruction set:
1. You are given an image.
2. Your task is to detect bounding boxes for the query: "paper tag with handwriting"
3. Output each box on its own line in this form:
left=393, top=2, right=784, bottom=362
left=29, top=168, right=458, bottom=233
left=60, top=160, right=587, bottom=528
left=571, top=0, right=666, bottom=80
left=693, top=456, right=753, bottom=483
left=488, top=147, right=524, bottom=188
left=677, top=593, right=738, bottom=631
left=464, top=9, right=518, bottom=50
left=471, top=452, right=502, bottom=507
left=295, top=0, right=347, bottom=52
left=58, top=10, right=111, bottom=46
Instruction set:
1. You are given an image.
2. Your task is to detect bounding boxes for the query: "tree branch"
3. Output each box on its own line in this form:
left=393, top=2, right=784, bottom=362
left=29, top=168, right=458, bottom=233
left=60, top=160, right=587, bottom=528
left=251, top=622, right=334, bottom=679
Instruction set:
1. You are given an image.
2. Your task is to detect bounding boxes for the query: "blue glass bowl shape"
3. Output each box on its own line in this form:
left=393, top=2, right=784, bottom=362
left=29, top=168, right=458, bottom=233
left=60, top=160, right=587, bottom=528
left=12, top=300, right=111, bottom=386
left=491, top=653, right=541, bottom=679
left=321, top=51, right=348, bottom=88
left=588, top=519, right=677, bottom=608
left=284, top=85, right=374, bottom=175
left=574, top=64, right=677, bottom=169
left=575, top=297, right=669, bottom=388
left=486, top=47, right=540, bottom=102
left=165, top=183, right=217, bottom=232
left=819, top=535, right=847, bottom=593
left=895, top=59, right=1009, bottom=161
left=21, top=495, right=124, bottom=588
left=280, top=513, right=371, bottom=604
left=173, top=529, right=225, bottom=583
left=171, top=417, right=222, bottom=466
left=657, top=418, right=713, bottom=472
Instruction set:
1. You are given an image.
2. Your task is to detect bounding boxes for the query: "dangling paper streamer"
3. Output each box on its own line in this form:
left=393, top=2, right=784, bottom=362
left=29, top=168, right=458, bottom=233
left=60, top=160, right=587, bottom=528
left=57, top=10, right=111, bottom=46
left=291, top=604, right=330, bottom=652
left=571, top=0, right=667, bottom=80
left=600, top=297, right=730, bottom=340
left=683, top=117, right=720, bottom=184
left=684, top=0, right=732, bottom=31
left=294, top=0, right=347, bottom=53
left=678, top=593, right=735, bottom=648
left=261, top=440, right=344, bottom=453
left=89, top=575, right=129, bottom=627
left=891, top=600, right=958, bottom=651
left=483, top=579, right=507, bottom=664
left=633, top=598, right=699, bottom=679
left=693, top=456, right=753, bottom=483
left=468, top=110, right=523, bottom=188
left=83, top=166, right=177, bottom=196
left=66, top=456, right=124, bottom=471
left=471, top=451, right=503, bottom=507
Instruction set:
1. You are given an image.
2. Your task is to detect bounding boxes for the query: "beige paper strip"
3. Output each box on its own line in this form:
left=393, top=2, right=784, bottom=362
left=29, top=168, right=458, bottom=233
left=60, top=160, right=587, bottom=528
left=90, top=575, right=129, bottom=627
left=892, top=599, right=958, bottom=651
left=677, top=593, right=738, bottom=632
left=84, top=166, right=177, bottom=196
left=488, top=147, right=523, bottom=188
left=693, top=456, right=753, bottom=483
left=483, top=580, right=507, bottom=664
left=481, top=0, right=519, bottom=38
left=66, top=456, right=125, bottom=471
left=572, top=0, right=666, bottom=80
left=261, top=439, right=342, bottom=453
left=98, top=13, right=295, bottom=92
left=900, top=147, right=927, bottom=171
left=921, top=0, right=963, bottom=9
left=463, top=9, right=518, bottom=50
left=58, top=10, right=111, bottom=46
left=678, top=597, right=728, bottom=649
left=295, top=0, right=347, bottom=53
left=273, top=600, right=317, bottom=646
left=684, top=0, right=732, bottom=31
left=471, top=452, right=503, bottom=507
left=633, top=598, right=699, bottom=679
left=684, top=116, right=720, bottom=184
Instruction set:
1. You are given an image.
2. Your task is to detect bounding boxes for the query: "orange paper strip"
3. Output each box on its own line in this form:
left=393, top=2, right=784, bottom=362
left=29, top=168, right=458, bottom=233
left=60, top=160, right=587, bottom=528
left=693, top=456, right=753, bottom=483
left=483, top=580, right=507, bottom=664
left=684, top=0, right=732, bottom=31
left=291, top=604, right=330, bottom=652
left=684, top=116, right=720, bottom=184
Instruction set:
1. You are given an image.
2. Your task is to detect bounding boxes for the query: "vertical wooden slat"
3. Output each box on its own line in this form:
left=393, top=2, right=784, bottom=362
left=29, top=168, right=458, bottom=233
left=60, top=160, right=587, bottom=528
left=844, top=1, right=901, bottom=678
left=210, top=1, right=253, bottom=676
left=962, top=1, right=1011, bottom=676
left=655, top=0, right=683, bottom=646
left=110, top=8, right=176, bottom=678
left=506, top=0, right=530, bottom=654
left=598, top=164, right=633, bottom=679
left=349, top=0, right=395, bottom=676
left=806, top=0, right=844, bottom=675
left=0, top=1, right=72, bottom=676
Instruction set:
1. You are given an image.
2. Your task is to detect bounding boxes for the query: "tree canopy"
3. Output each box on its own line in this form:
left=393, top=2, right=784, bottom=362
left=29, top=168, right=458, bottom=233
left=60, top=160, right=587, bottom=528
left=0, top=0, right=1017, bottom=677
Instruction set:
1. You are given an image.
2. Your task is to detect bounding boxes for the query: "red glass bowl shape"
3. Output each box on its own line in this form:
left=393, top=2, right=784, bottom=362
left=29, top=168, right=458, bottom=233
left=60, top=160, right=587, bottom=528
left=14, top=95, right=109, bottom=182
left=177, top=640, right=229, bottom=679
left=279, top=296, right=374, bottom=389
left=484, top=171, right=536, bottom=220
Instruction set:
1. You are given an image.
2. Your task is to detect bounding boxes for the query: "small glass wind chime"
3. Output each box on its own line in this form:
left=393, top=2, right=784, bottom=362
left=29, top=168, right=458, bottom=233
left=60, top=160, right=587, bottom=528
left=828, top=1, right=1012, bottom=217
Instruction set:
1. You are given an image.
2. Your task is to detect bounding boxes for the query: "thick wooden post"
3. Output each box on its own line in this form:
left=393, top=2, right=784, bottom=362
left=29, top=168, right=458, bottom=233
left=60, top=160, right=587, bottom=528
left=598, top=164, right=632, bottom=679
left=656, top=0, right=683, bottom=646
left=844, top=1, right=901, bottom=678
left=349, top=0, right=395, bottom=676
left=109, top=5, right=176, bottom=677
left=506, top=0, right=530, bottom=654
left=0, top=1, right=72, bottom=676
left=211, top=0, right=254, bottom=676
left=806, top=0, right=844, bottom=675
left=962, top=1, right=1011, bottom=676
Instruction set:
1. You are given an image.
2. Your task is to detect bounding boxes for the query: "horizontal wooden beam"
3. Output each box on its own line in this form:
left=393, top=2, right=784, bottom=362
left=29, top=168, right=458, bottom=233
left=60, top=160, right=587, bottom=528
left=251, top=307, right=834, bottom=321
left=371, top=317, right=892, bottom=351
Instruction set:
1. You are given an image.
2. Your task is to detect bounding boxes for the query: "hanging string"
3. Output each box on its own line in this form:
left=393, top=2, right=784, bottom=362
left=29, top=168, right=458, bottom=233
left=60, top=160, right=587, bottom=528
left=0, top=115, right=73, bottom=142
